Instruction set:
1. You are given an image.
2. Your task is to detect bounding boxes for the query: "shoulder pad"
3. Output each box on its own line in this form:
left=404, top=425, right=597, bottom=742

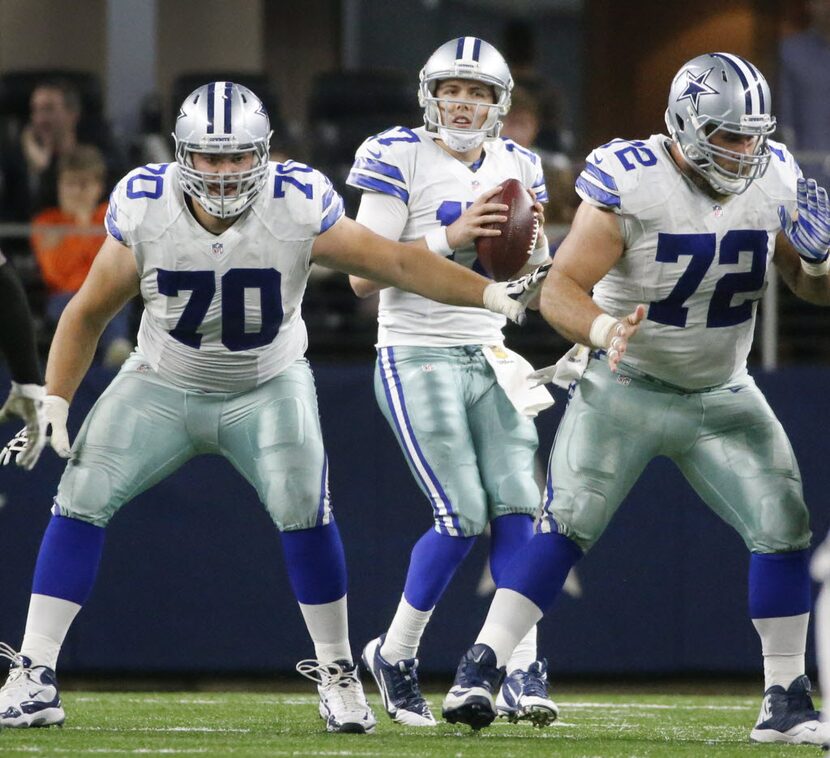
left=106, top=163, right=172, bottom=245
left=498, top=139, right=548, bottom=203
left=271, top=161, right=344, bottom=235
left=346, top=126, right=420, bottom=203
left=766, top=139, right=802, bottom=187
left=576, top=138, right=662, bottom=211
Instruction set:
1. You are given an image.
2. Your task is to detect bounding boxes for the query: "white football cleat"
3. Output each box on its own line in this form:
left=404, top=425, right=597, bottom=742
left=0, top=643, right=65, bottom=728
left=296, top=658, right=376, bottom=734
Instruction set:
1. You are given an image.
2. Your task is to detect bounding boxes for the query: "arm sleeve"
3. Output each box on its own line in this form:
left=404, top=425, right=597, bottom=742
left=354, top=190, right=409, bottom=241
left=0, top=260, right=42, bottom=384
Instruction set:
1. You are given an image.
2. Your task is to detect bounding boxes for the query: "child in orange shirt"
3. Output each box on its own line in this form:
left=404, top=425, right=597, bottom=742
left=31, top=145, right=132, bottom=367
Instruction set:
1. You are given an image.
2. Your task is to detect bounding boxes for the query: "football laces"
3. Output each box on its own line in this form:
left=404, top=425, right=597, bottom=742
left=527, top=215, right=540, bottom=254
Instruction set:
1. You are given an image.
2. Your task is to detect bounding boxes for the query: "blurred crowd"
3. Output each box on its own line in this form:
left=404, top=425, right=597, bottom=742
left=2, top=6, right=828, bottom=369
left=0, top=67, right=578, bottom=366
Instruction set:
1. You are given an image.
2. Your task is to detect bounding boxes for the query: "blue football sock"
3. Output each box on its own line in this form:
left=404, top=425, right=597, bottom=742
left=489, top=513, right=533, bottom=585
left=498, top=531, right=583, bottom=612
left=32, top=515, right=105, bottom=605
left=280, top=522, right=347, bottom=605
left=749, top=550, right=811, bottom=619
left=402, top=528, right=475, bottom=611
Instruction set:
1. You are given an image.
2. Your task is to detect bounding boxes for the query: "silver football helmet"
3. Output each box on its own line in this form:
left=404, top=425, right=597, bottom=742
left=665, top=52, right=776, bottom=195
left=418, top=37, right=513, bottom=152
left=173, top=82, right=272, bottom=218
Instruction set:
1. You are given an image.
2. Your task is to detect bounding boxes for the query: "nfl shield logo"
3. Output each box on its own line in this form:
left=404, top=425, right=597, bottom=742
left=209, top=242, right=224, bottom=259
left=712, top=205, right=723, bottom=217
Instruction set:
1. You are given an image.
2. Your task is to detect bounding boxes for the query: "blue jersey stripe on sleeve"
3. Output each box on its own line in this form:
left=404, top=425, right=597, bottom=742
left=105, top=207, right=124, bottom=242
left=346, top=171, right=409, bottom=203
left=352, top=156, right=405, bottom=182
left=584, top=160, right=619, bottom=191
left=576, top=175, right=620, bottom=208
left=320, top=191, right=345, bottom=234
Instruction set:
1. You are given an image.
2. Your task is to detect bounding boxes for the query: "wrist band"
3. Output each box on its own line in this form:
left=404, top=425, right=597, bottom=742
left=425, top=227, right=454, bottom=256
left=801, top=257, right=830, bottom=277
left=588, top=313, right=618, bottom=349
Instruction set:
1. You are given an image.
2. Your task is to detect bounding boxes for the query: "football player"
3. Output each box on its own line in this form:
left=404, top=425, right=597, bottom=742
left=442, top=52, right=830, bottom=746
left=346, top=37, right=563, bottom=727
left=0, top=82, right=544, bottom=733
left=0, top=250, right=46, bottom=470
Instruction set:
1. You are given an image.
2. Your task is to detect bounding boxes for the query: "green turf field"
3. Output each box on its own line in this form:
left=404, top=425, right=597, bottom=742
left=0, top=690, right=823, bottom=756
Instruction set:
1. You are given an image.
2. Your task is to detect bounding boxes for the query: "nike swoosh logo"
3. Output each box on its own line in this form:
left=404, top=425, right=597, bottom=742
left=451, top=688, right=471, bottom=695
left=367, top=148, right=382, bottom=159
left=594, top=155, right=603, bottom=164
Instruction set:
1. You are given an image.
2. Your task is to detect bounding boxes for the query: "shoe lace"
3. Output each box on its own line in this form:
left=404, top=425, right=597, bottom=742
left=522, top=666, right=549, bottom=699
left=457, top=653, right=501, bottom=693
left=388, top=659, right=430, bottom=713
left=296, top=659, right=367, bottom=715
left=0, top=642, right=29, bottom=689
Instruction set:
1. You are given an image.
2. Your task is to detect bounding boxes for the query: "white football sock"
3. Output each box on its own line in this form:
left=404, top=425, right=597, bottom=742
left=20, top=593, right=82, bottom=670
left=476, top=589, right=543, bottom=668
left=298, top=596, right=352, bottom=664
left=380, top=595, right=433, bottom=663
left=505, top=625, right=538, bottom=673
left=752, top=612, right=809, bottom=690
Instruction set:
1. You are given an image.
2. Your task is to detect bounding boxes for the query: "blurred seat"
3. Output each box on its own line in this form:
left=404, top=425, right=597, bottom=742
left=308, top=69, right=419, bottom=167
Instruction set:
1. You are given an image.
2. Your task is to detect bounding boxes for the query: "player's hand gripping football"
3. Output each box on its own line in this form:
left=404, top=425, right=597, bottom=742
left=445, top=185, right=509, bottom=249
left=0, top=394, right=72, bottom=469
left=778, top=177, right=830, bottom=264
left=483, top=263, right=551, bottom=325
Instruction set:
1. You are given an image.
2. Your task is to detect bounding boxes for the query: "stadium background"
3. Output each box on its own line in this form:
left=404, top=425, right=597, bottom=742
left=0, top=0, right=826, bottom=683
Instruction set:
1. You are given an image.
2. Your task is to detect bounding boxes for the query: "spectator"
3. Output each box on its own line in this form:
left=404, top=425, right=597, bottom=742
left=778, top=0, right=830, bottom=188
left=0, top=78, right=122, bottom=224
left=500, top=85, right=578, bottom=231
left=31, top=145, right=132, bottom=368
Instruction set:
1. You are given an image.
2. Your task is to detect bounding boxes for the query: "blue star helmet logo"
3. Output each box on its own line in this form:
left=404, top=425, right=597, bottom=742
left=676, top=67, right=719, bottom=111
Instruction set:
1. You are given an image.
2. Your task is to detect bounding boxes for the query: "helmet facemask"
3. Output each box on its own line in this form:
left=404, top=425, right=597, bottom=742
left=175, top=141, right=270, bottom=218
left=173, top=82, right=272, bottom=219
left=666, top=106, right=775, bottom=195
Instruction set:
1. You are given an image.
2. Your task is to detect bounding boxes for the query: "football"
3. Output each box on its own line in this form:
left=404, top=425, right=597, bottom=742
left=474, top=178, right=538, bottom=281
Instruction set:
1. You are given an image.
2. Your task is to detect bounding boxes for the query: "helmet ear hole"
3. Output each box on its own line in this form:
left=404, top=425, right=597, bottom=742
left=675, top=114, right=684, bottom=132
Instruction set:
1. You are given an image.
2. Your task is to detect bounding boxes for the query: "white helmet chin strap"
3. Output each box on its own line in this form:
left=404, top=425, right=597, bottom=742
left=438, top=126, right=487, bottom=153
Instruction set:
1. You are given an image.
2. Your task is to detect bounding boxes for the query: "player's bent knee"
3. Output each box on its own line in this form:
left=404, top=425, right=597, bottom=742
left=745, top=492, right=811, bottom=552
left=546, top=487, right=612, bottom=552
left=494, top=471, right=541, bottom=514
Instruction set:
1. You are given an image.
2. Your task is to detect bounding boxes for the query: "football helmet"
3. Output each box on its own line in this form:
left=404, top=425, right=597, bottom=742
left=665, top=52, right=776, bottom=195
left=173, top=82, right=272, bottom=218
left=419, top=37, right=513, bottom=152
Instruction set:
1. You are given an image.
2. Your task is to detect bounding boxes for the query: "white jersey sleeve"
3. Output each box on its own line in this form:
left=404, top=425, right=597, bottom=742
left=582, top=134, right=800, bottom=390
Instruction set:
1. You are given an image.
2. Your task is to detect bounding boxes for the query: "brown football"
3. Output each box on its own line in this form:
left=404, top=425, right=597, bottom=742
left=474, top=178, right=538, bottom=281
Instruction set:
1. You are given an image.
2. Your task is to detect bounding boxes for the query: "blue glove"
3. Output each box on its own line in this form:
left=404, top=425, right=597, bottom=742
left=778, top=178, right=830, bottom=263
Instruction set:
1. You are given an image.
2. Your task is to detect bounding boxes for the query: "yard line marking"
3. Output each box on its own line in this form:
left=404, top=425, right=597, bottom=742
left=561, top=701, right=755, bottom=711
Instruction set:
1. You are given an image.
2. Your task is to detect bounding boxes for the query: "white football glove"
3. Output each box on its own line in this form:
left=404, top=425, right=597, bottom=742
left=778, top=177, right=830, bottom=263
left=0, top=382, right=46, bottom=470
left=0, top=393, right=71, bottom=469
left=483, top=263, right=551, bottom=325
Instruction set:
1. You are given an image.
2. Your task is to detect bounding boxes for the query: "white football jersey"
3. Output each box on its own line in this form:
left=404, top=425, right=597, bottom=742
left=347, top=125, right=547, bottom=347
left=575, top=134, right=800, bottom=389
left=105, top=160, right=344, bottom=392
